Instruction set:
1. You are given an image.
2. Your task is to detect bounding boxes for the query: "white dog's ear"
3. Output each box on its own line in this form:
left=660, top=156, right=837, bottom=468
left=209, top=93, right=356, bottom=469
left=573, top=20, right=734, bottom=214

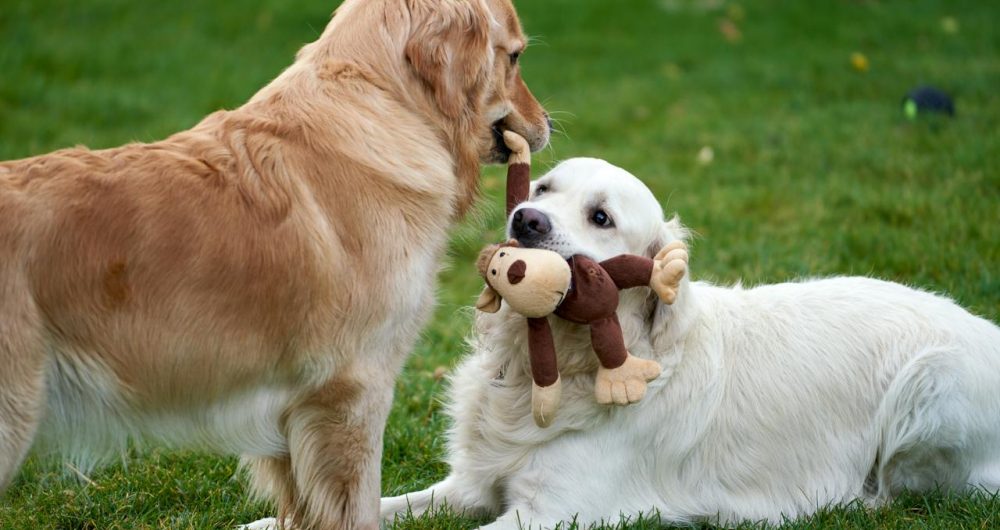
left=406, top=0, right=491, bottom=119
left=645, top=215, right=690, bottom=258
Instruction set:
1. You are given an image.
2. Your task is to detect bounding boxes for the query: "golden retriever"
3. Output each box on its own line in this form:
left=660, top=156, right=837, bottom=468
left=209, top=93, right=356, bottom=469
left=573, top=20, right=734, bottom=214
left=0, top=0, right=548, bottom=528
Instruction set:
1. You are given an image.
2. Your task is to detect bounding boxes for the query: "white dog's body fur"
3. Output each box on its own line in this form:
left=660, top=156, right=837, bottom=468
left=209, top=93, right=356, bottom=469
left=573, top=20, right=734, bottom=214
left=380, top=158, right=1000, bottom=528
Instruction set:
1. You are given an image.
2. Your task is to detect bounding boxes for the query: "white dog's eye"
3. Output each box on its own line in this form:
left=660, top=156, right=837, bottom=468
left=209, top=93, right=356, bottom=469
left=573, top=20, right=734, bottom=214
left=534, top=184, right=548, bottom=196
left=591, top=209, right=614, bottom=228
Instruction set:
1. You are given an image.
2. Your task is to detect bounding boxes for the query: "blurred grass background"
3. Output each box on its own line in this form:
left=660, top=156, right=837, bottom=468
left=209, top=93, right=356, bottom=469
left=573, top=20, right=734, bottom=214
left=1, top=0, right=998, bottom=528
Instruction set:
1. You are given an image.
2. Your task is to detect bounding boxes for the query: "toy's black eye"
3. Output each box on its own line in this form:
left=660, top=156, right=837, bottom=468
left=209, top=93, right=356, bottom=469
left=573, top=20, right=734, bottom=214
left=491, top=269, right=497, bottom=276
left=509, top=51, right=520, bottom=65
left=499, top=252, right=505, bottom=257
left=591, top=209, right=613, bottom=228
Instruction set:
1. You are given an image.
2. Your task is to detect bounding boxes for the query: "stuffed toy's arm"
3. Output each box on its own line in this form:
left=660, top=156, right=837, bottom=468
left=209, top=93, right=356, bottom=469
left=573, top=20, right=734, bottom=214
left=601, top=241, right=690, bottom=304
left=591, top=315, right=661, bottom=406
left=504, top=131, right=531, bottom=216
left=600, top=255, right=654, bottom=289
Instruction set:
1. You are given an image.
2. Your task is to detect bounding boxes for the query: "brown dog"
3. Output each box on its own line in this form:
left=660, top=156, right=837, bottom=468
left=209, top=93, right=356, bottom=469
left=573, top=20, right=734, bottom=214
left=0, top=0, right=548, bottom=528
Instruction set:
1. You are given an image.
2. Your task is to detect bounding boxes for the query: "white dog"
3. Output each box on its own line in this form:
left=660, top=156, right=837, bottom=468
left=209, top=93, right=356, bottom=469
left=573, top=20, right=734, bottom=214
left=380, top=157, right=1000, bottom=529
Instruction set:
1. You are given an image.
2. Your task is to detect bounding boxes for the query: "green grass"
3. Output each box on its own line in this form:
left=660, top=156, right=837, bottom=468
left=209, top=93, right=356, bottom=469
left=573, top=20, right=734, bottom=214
left=1, top=0, right=998, bottom=528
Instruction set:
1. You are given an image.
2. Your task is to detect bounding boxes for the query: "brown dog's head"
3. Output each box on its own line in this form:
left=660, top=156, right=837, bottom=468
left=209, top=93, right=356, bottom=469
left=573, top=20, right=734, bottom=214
left=301, top=0, right=549, bottom=214
left=404, top=0, right=550, bottom=163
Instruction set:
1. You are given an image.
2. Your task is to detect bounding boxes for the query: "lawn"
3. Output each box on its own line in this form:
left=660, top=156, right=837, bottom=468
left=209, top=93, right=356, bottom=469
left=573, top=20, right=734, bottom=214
left=1, top=0, right=998, bottom=528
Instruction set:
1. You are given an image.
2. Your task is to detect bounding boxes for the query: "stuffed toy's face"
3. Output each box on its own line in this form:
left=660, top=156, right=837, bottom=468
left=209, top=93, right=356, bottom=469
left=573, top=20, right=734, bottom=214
left=477, top=245, right=571, bottom=318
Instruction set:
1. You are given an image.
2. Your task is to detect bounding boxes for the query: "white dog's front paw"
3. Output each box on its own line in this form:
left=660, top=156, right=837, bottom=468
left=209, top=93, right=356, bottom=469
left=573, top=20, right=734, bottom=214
left=238, top=517, right=284, bottom=530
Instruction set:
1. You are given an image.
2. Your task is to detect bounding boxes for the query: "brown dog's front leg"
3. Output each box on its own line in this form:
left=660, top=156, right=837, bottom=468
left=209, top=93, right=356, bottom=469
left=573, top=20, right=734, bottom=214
left=243, top=455, right=297, bottom=529
left=275, top=376, right=391, bottom=529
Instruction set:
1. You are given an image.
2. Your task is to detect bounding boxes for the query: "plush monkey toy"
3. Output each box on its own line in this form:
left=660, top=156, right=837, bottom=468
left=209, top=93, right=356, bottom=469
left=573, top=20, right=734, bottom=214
left=476, top=132, right=688, bottom=427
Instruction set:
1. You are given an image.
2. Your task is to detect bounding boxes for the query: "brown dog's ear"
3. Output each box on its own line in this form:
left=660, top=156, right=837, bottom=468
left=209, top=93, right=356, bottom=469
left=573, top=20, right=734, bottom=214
left=405, top=0, right=491, bottom=119
left=476, top=285, right=502, bottom=313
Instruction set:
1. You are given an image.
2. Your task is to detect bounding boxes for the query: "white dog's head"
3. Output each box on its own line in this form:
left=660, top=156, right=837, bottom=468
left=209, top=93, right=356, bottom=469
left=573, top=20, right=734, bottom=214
left=507, top=158, right=685, bottom=261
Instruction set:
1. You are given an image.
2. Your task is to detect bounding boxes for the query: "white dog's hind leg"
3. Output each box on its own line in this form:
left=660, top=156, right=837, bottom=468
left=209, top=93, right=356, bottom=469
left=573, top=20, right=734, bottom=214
left=876, top=347, right=978, bottom=498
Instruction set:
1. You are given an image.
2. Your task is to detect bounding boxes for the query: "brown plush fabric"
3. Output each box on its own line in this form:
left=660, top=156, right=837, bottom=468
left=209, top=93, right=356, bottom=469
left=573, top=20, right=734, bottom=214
left=590, top=315, right=628, bottom=369
left=601, top=254, right=655, bottom=290
left=555, top=255, right=620, bottom=324
left=527, top=317, right=559, bottom=387
left=506, top=162, right=531, bottom=215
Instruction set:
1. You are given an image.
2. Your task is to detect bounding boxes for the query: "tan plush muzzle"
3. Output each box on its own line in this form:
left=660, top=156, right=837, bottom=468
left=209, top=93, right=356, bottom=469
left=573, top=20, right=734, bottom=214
left=478, top=246, right=571, bottom=318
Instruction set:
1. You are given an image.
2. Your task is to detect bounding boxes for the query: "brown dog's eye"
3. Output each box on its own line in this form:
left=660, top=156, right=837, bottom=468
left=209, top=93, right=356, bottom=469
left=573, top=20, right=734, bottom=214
left=509, top=52, right=520, bottom=66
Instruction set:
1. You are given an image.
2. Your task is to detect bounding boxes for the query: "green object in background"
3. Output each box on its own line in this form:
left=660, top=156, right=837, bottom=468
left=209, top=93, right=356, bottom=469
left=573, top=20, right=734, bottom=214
left=904, top=99, right=919, bottom=120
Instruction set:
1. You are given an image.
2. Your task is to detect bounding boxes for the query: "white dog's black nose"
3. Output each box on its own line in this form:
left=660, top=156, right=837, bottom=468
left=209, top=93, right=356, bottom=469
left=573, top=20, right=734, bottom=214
left=511, top=208, right=551, bottom=244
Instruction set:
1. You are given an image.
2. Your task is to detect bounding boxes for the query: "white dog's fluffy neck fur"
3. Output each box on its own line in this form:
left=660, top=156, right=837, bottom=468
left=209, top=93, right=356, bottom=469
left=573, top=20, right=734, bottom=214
left=380, top=158, right=1000, bottom=529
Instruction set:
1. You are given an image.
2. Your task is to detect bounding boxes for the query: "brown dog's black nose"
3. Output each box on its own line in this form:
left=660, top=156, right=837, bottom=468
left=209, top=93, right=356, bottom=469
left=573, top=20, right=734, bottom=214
left=511, top=208, right=551, bottom=243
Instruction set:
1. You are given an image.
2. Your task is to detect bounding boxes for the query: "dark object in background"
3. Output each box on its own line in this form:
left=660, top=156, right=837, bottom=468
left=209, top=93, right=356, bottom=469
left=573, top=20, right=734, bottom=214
left=903, top=86, right=955, bottom=119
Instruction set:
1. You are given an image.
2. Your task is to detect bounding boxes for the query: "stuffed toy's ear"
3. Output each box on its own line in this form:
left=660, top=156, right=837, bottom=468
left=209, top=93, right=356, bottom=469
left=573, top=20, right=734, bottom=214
left=505, top=238, right=521, bottom=248
left=476, top=285, right=502, bottom=313
left=477, top=244, right=502, bottom=277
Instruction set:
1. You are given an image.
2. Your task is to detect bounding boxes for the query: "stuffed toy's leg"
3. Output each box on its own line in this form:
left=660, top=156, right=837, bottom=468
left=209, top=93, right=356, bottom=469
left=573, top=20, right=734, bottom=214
left=650, top=240, right=688, bottom=304
left=590, top=315, right=662, bottom=405
left=528, top=317, right=562, bottom=427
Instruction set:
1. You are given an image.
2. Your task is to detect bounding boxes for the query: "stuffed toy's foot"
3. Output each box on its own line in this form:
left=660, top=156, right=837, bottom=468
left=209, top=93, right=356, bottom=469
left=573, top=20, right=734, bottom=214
left=595, top=353, right=662, bottom=406
left=532, top=376, right=562, bottom=427
left=650, top=240, right=689, bottom=304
